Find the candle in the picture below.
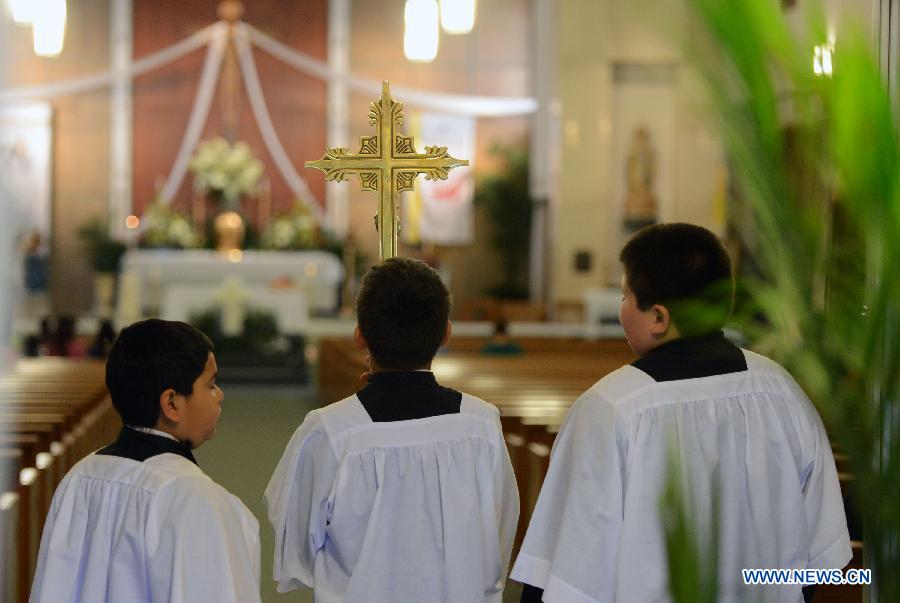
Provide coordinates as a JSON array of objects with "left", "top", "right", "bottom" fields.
[
  {"left": 117, "top": 268, "right": 142, "bottom": 327},
  {"left": 218, "top": 276, "right": 247, "bottom": 337}
]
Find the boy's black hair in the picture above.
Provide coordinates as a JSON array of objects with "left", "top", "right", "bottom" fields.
[
  {"left": 105, "top": 319, "right": 214, "bottom": 427},
  {"left": 619, "top": 223, "right": 734, "bottom": 335},
  {"left": 356, "top": 258, "right": 450, "bottom": 370}
]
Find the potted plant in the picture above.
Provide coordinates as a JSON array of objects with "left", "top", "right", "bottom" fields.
[
  {"left": 77, "top": 219, "right": 127, "bottom": 319},
  {"left": 189, "top": 137, "right": 265, "bottom": 252},
  {"left": 661, "top": 1, "right": 899, "bottom": 600},
  {"left": 474, "top": 144, "right": 534, "bottom": 301},
  {"left": 140, "top": 200, "right": 205, "bottom": 249}
]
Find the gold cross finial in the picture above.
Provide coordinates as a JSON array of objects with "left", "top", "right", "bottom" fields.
[
  {"left": 217, "top": 1, "right": 244, "bottom": 25},
  {"left": 306, "top": 81, "right": 468, "bottom": 260}
]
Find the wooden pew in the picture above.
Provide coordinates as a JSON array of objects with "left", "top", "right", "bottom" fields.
[
  {"left": 0, "top": 358, "right": 111, "bottom": 603},
  {"left": 1, "top": 449, "right": 23, "bottom": 603}
]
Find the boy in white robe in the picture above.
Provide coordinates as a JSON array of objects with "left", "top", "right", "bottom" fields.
[
  {"left": 511, "top": 223, "right": 851, "bottom": 603},
  {"left": 29, "top": 319, "right": 261, "bottom": 603},
  {"left": 265, "top": 257, "right": 519, "bottom": 603}
]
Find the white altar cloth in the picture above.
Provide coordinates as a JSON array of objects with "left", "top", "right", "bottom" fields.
[
  {"left": 117, "top": 249, "right": 344, "bottom": 328},
  {"left": 160, "top": 284, "right": 310, "bottom": 335}
]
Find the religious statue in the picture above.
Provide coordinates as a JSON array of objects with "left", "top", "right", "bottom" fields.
[{"left": 622, "top": 126, "right": 658, "bottom": 232}]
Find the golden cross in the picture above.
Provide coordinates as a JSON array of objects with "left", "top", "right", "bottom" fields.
[{"left": 306, "top": 81, "right": 468, "bottom": 260}]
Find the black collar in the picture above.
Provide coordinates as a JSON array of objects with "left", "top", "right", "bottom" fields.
[
  {"left": 363, "top": 370, "right": 440, "bottom": 389},
  {"left": 631, "top": 330, "right": 747, "bottom": 382},
  {"left": 357, "top": 370, "right": 462, "bottom": 422},
  {"left": 96, "top": 427, "right": 198, "bottom": 465}
]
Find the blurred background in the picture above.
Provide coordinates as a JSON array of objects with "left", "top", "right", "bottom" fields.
[{"left": 0, "top": 1, "right": 896, "bottom": 601}]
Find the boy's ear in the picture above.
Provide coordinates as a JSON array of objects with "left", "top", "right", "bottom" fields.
[
  {"left": 158, "top": 388, "right": 182, "bottom": 424},
  {"left": 353, "top": 325, "right": 367, "bottom": 351},
  {"left": 440, "top": 321, "right": 452, "bottom": 347},
  {"left": 649, "top": 304, "right": 671, "bottom": 335}
]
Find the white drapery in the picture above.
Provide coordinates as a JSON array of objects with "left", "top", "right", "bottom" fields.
[
  {"left": 0, "top": 17, "right": 537, "bottom": 225},
  {"left": 0, "top": 23, "right": 219, "bottom": 102},
  {"left": 243, "top": 24, "right": 538, "bottom": 117},
  {"left": 233, "top": 25, "right": 322, "bottom": 221},
  {"left": 158, "top": 24, "right": 228, "bottom": 205}
]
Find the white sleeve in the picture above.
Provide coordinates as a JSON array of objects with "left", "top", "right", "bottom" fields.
[
  {"left": 510, "top": 394, "right": 625, "bottom": 603},
  {"left": 493, "top": 416, "right": 520, "bottom": 583},
  {"left": 147, "top": 476, "right": 261, "bottom": 603},
  {"left": 263, "top": 410, "right": 340, "bottom": 593},
  {"left": 803, "top": 417, "right": 853, "bottom": 569},
  {"left": 28, "top": 474, "right": 71, "bottom": 603}
]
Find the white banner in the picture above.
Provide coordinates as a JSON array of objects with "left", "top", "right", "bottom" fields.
[
  {"left": 0, "top": 103, "right": 53, "bottom": 240},
  {"left": 412, "top": 113, "right": 476, "bottom": 245}
]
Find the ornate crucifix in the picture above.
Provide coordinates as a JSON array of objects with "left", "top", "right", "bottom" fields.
[
  {"left": 218, "top": 0, "right": 245, "bottom": 141},
  {"left": 306, "top": 81, "right": 468, "bottom": 260}
]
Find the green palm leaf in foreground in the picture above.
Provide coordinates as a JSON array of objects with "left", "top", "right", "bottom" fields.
[{"left": 659, "top": 0, "right": 899, "bottom": 600}]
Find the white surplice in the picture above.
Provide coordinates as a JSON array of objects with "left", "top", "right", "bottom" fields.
[
  {"left": 264, "top": 393, "right": 519, "bottom": 603},
  {"left": 511, "top": 350, "right": 851, "bottom": 603},
  {"left": 29, "top": 452, "right": 261, "bottom": 603}
]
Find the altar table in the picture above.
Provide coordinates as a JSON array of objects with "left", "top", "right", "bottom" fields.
[{"left": 116, "top": 249, "right": 344, "bottom": 330}]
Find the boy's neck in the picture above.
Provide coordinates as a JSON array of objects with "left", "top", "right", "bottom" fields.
[
  {"left": 368, "top": 361, "right": 432, "bottom": 374},
  {"left": 149, "top": 422, "right": 190, "bottom": 445},
  {"left": 639, "top": 327, "right": 682, "bottom": 357}
]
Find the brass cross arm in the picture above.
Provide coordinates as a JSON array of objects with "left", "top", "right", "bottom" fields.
[{"left": 305, "top": 81, "right": 469, "bottom": 259}]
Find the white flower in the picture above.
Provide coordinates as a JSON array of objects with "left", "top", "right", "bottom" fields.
[
  {"left": 140, "top": 201, "right": 202, "bottom": 249},
  {"left": 273, "top": 220, "right": 294, "bottom": 247},
  {"left": 189, "top": 138, "right": 264, "bottom": 204},
  {"left": 168, "top": 217, "right": 196, "bottom": 247}
]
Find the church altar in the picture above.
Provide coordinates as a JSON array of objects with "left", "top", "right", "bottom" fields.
[{"left": 117, "top": 249, "right": 344, "bottom": 331}]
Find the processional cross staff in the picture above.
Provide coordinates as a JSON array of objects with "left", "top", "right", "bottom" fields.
[{"left": 306, "top": 81, "right": 468, "bottom": 260}]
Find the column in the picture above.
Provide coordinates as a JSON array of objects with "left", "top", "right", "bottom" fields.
[
  {"left": 327, "top": 0, "right": 351, "bottom": 238},
  {"left": 110, "top": 0, "right": 133, "bottom": 236},
  {"left": 529, "top": 0, "right": 559, "bottom": 307}
]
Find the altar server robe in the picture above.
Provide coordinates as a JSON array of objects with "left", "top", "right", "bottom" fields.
[
  {"left": 265, "top": 388, "right": 519, "bottom": 603},
  {"left": 511, "top": 336, "right": 851, "bottom": 603},
  {"left": 30, "top": 429, "right": 261, "bottom": 603}
]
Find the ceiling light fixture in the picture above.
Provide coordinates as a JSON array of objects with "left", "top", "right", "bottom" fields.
[
  {"left": 404, "top": 0, "right": 439, "bottom": 63},
  {"left": 439, "top": 0, "right": 476, "bottom": 35}
]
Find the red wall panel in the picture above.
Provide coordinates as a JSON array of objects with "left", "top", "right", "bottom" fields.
[{"left": 132, "top": 1, "right": 327, "bottom": 219}]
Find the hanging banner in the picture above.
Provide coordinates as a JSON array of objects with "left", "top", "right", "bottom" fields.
[
  {"left": 405, "top": 113, "right": 476, "bottom": 245},
  {"left": 0, "top": 103, "right": 52, "bottom": 240}
]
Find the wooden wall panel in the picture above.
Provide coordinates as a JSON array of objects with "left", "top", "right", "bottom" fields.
[{"left": 132, "top": 0, "right": 327, "bottom": 217}]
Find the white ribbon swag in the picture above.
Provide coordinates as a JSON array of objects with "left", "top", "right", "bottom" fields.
[{"left": 0, "top": 17, "right": 537, "bottom": 221}]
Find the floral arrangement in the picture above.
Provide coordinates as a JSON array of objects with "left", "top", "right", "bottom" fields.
[
  {"left": 259, "top": 203, "right": 321, "bottom": 250},
  {"left": 189, "top": 137, "right": 265, "bottom": 210},
  {"left": 189, "top": 305, "right": 281, "bottom": 353},
  {"left": 141, "top": 201, "right": 205, "bottom": 249}
]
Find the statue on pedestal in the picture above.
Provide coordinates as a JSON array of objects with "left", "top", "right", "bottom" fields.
[{"left": 623, "top": 126, "right": 658, "bottom": 232}]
